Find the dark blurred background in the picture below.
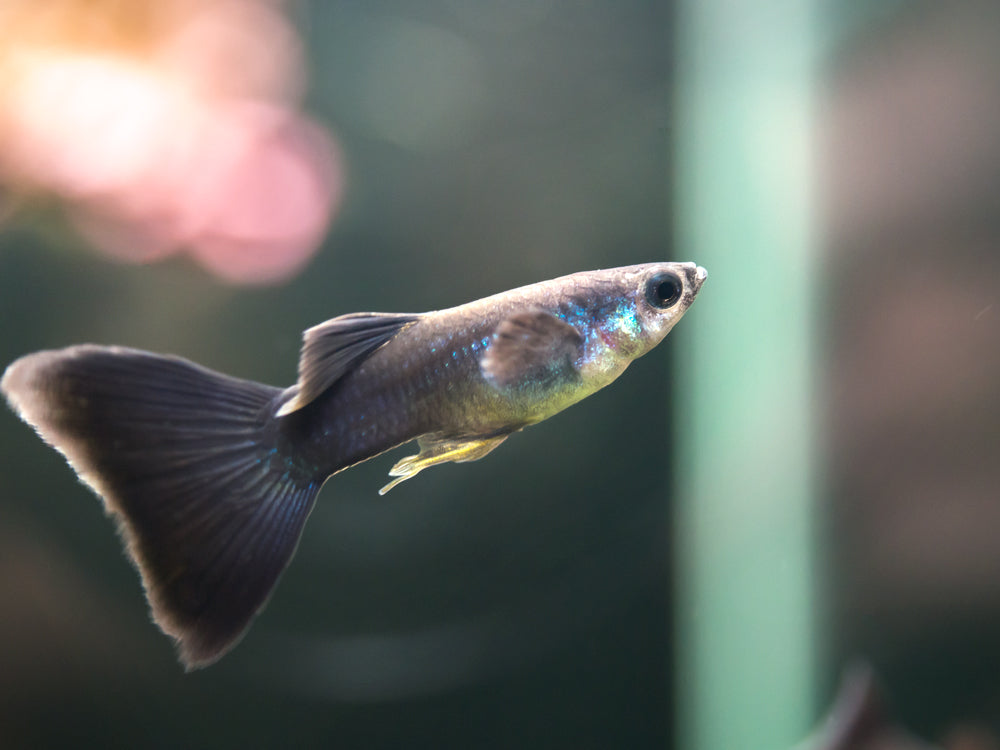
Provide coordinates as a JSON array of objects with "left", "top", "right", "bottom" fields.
[
  {"left": 823, "top": 1, "right": 1000, "bottom": 747},
  {"left": 3, "top": 1, "right": 1000, "bottom": 749},
  {"left": 0, "top": 1, "right": 675, "bottom": 748}
]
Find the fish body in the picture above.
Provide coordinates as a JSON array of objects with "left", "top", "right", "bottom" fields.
[
  {"left": 1, "top": 262, "right": 706, "bottom": 667},
  {"left": 289, "top": 264, "right": 705, "bottom": 487}
]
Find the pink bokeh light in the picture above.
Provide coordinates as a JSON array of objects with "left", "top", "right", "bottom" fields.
[{"left": 0, "top": 0, "right": 343, "bottom": 285}]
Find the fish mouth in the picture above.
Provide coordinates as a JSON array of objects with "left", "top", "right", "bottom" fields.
[{"left": 683, "top": 263, "right": 708, "bottom": 293}]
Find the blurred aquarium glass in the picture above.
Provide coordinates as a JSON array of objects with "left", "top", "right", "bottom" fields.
[{"left": 3, "top": 1, "right": 1000, "bottom": 749}]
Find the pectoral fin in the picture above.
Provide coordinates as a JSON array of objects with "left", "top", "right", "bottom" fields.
[
  {"left": 379, "top": 433, "right": 512, "bottom": 495},
  {"left": 480, "top": 310, "right": 583, "bottom": 389},
  {"left": 278, "top": 312, "right": 420, "bottom": 416}
]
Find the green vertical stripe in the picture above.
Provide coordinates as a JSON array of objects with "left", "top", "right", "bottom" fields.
[{"left": 674, "top": 2, "right": 820, "bottom": 749}]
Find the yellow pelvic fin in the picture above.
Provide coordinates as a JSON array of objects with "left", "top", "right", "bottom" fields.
[{"left": 379, "top": 434, "right": 510, "bottom": 495}]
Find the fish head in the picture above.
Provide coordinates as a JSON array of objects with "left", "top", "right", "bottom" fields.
[
  {"left": 628, "top": 261, "right": 708, "bottom": 352},
  {"left": 574, "top": 261, "right": 707, "bottom": 378}
]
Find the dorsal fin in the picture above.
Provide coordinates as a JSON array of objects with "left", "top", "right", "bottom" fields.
[{"left": 277, "top": 312, "right": 420, "bottom": 416}]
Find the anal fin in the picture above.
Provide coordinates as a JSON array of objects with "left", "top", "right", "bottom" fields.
[{"left": 379, "top": 433, "right": 511, "bottom": 495}]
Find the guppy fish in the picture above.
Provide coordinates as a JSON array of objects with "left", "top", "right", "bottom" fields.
[{"left": 2, "top": 262, "right": 706, "bottom": 668}]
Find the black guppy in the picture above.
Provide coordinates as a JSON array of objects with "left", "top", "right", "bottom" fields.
[{"left": 2, "top": 262, "right": 707, "bottom": 668}]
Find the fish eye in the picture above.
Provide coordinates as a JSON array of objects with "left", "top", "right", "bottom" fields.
[{"left": 645, "top": 272, "right": 683, "bottom": 309}]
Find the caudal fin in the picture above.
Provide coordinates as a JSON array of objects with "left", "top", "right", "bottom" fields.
[{"left": 1, "top": 346, "right": 323, "bottom": 669}]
